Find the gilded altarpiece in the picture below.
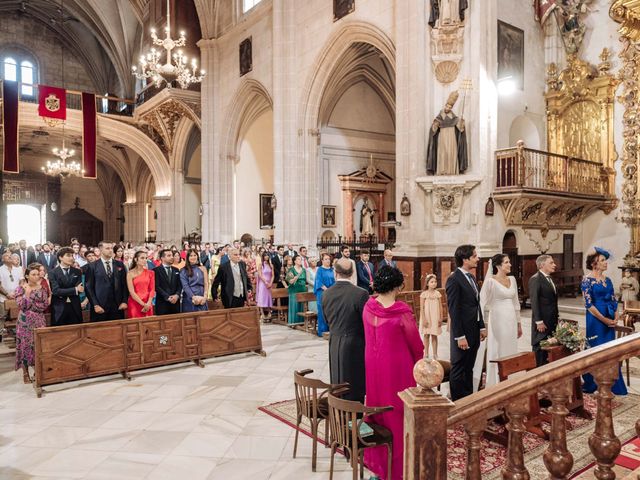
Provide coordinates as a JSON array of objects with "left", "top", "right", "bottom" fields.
[{"left": 545, "top": 54, "right": 618, "bottom": 199}]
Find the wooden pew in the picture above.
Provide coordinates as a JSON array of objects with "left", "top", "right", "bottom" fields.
[
  {"left": 295, "top": 292, "right": 317, "bottom": 334},
  {"left": 271, "top": 288, "right": 289, "bottom": 324},
  {"left": 33, "top": 306, "right": 264, "bottom": 397}
]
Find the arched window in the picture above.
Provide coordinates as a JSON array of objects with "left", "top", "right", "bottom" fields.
[
  {"left": 2, "top": 55, "right": 37, "bottom": 97},
  {"left": 242, "top": 0, "right": 262, "bottom": 13}
]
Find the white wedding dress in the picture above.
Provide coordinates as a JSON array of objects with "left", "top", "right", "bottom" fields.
[{"left": 473, "top": 276, "right": 521, "bottom": 390}]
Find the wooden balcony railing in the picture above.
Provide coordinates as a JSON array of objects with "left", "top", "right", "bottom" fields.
[
  {"left": 495, "top": 144, "right": 608, "bottom": 197},
  {"left": 401, "top": 333, "right": 640, "bottom": 479},
  {"left": 0, "top": 80, "right": 136, "bottom": 117}
]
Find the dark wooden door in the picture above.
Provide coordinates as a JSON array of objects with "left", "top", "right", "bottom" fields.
[{"left": 563, "top": 234, "right": 574, "bottom": 270}]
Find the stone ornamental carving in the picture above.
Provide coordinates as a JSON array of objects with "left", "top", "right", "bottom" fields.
[
  {"left": 428, "top": 1, "right": 468, "bottom": 84},
  {"left": 416, "top": 177, "right": 480, "bottom": 225}
]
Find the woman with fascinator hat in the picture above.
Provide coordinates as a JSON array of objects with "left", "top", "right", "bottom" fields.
[{"left": 581, "top": 247, "right": 627, "bottom": 395}]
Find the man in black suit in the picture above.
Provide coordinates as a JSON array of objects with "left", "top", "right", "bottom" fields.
[
  {"left": 446, "top": 244, "right": 487, "bottom": 401},
  {"left": 529, "top": 254, "right": 559, "bottom": 366},
  {"left": 211, "top": 248, "right": 251, "bottom": 308},
  {"left": 85, "top": 241, "right": 128, "bottom": 322},
  {"left": 377, "top": 249, "right": 397, "bottom": 271},
  {"left": 154, "top": 249, "right": 182, "bottom": 315},
  {"left": 49, "top": 247, "right": 84, "bottom": 326},
  {"left": 200, "top": 243, "right": 212, "bottom": 271},
  {"left": 356, "top": 251, "right": 375, "bottom": 294},
  {"left": 37, "top": 243, "right": 57, "bottom": 273},
  {"left": 271, "top": 245, "right": 285, "bottom": 288},
  {"left": 322, "top": 258, "right": 369, "bottom": 403},
  {"left": 17, "top": 239, "right": 36, "bottom": 267}
]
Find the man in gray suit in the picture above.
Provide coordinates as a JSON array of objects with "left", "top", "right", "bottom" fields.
[
  {"left": 321, "top": 258, "right": 370, "bottom": 403},
  {"left": 529, "top": 254, "right": 559, "bottom": 366}
]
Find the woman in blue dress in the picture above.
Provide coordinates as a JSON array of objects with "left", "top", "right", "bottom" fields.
[
  {"left": 581, "top": 247, "right": 627, "bottom": 395},
  {"left": 314, "top": 253, "right": 336, "bottom": 337},
  {"left": 180, "top": 249, "right": 209, "bottom": 312}
]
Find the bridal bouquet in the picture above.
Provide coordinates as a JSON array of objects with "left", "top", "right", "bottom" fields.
[{"left": 540, "top": 320, "right": 596, "bottom": 353}]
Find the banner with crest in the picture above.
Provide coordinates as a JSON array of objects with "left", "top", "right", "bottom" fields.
[{"left": 38, "top": 85, "right": 66, "bottom": 121}]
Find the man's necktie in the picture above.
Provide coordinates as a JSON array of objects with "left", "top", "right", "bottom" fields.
[
  {"left": 63, "top": 268, "right": 69, "bottom": 276},
  {"left": 106, "top": 261, "right": 112, "bottom": 277},
  {"left": 166, "top": 266, "right": 171, "bottom": 277},
  {"left": 365, "top": 263, "right": 372, "bottom": 282},
  {"left": 546, "top": 275, "right": 556, "bottom": 292},
  {"left": 465, "top": 272, "right": 478, "bottom": 295}
]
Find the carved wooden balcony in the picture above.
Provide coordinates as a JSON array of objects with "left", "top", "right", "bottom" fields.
[
  {"left": 493, "top": 144, "right": 617, "bottom": 231},
  {"left": 401, "top": 332, "right": 640, "bottom": 480}
]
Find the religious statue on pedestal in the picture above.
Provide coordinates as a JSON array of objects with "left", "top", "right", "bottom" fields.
[
  {"left": 360, "top": 198, "right": 375, "bottom": 237},
  {"left": 426, "top": 90, "right": 468, "bottom": 175},
  {"left": 428, "top": 0, "right": 469, "bottom": 28}
]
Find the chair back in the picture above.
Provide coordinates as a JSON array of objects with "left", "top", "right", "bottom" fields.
[
  {"left": 327, "top": 390, "right": 366, "bottom": 449},
  {"left": 293, "top": 369, "right": 330, "bottom": 420},
  {"left": 271, "top": 288, "right": 289, "bottom": 300},
  {"left": 295, "top": 292, "right": 316, "bottom": 304},
  {"left": 615, "top": 324, "right": 633, "bottom": 340}
]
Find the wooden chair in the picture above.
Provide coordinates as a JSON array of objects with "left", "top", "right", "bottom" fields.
[
  {"left": 270, "top": 288, "right": 289, "bottom": 324},
  {"left": 327, "top": 388, "right": 393, "bottom": 480},
  {"left": 622, "top": 300, "right": 640, "bottom": 329},
  {"left": 614, "top": 324, "right": 634, "bottom": 386},
  {"left": 293, "top": 369, "right": 347, "bottom": 471},
  {"left": 295, "top": 292, "right": 318, "bottom": 334}
]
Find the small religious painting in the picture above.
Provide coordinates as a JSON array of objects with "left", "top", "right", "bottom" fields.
[
  {"left": 240, "top": 37, "right": 252, "bottom": 76},
  {"left": 497, "top": 21, "right": 524, "bottom": 89},
  {"left": 485, "top": 196, "right": 495, "bottom": 216},
  {"left": 334, "top": 0, "right": 355, "bottom": 21},
  {"left": 400, "top": 194, "right": 411, "bottom": 216},
  {"left": 322, "top": 205, "right": 336, "bottom": 228},
  {"left": 260, "top": 193, "right": 274, "bottom": 229}
]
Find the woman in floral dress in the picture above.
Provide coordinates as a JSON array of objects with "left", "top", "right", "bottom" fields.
[{"left": 15, "top": 264, "right": 50, "bottom": 383}]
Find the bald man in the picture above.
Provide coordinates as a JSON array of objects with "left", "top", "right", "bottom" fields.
[
  {"left": 377, "top": 249, "right": 397, "bottom": 271},
  {"left": 321, "top": 258, "right": 369, "bottom": 402}
]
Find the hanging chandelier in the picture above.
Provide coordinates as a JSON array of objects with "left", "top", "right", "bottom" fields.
[
  {"left": 41, "top": 130, "right": 84, "bottom": 180},
  {"left": 132, "top": 0, "right": 205, "bottom": 89}
]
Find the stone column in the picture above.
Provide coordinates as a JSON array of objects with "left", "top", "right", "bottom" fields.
[
  {"left": 154, "top": 195, "right": 181, "bottom": 245},
  {"left": 123, "top": 201, "right": 147, "bottom": 243},
  {"left": 198, "top": 38, "right": 231, "bottom": 243}
]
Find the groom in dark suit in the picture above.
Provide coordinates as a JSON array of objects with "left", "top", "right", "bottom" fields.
[
  {"left": 85, "top": 241, "right": 128, "bottom": 322},
  {"left": 529, "top": 254, "right": 559, "bottom": 366},
  {"left": 49, "top": 247, "right": 84, "bottom": 326},
  {"left": 154, "top": 249, "right": 182, "bottom": 315},
  {"left": 446, "top": 244, "right": 486, "bottom": 401}
]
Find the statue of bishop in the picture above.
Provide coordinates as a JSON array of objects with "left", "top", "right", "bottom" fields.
[{"left": 426, "top": 90, "right": 468, "bottom": 175}]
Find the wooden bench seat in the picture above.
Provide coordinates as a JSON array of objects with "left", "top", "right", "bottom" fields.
[{"left": 295, "top": 292, "right": 317, "bottom": 334}]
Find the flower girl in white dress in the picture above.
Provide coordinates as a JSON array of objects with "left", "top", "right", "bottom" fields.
[{"left": 474, "top": 253, "right": 522, "bottom": 389}]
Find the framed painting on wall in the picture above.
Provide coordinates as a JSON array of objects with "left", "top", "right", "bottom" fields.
[
  {"left": 259, "top": 193, "right": 274, "bottom": 229},
  {"left": 497, "top": 20, "right": 524, "bottom": 90},
  {"left": 334, "top": 0, "right": 355, "bottom": 21},
  {"left": 321, "top": 205, "right": 336, "bottom": 228},
  {"left": 240, "top": 37, "right": 252, "bottom": 76}
]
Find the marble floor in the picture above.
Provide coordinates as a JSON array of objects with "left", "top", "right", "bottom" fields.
[{"left": 0, "top": 303, "right": 636, "bottom": 479}]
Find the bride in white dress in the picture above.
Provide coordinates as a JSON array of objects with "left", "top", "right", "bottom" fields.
[{"left": 474, "top": 253, "right": 522, "bottom": 389}]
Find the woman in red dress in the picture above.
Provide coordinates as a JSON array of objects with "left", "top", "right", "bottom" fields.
[{"left": 126, "top": 251, "right": 156, "bottom": 318}]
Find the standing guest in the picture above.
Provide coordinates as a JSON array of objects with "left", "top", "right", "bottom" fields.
[
  {"left": 154, "top": 249, "right": 182, "bottom": 315},
  {"left": 356, "top": 251, "right": 375, "bottom": 294},
  {"left": 529, "top": 254, "right": 559, "bottom": 367},
  {"left": 180, "top": 249, "right": 209, "bottom": 312},
  {"left": 11, "top": 253, "right": 23, "bottom": 273},
  {"left": 83, "top": 250, "right": 97, "bottom": 272},
  {"left": 17, "top": 240, "right": 36, "bottom": 267},
  {"left": 377, "top": 249, "right": 397, "bottom": 270},
  {"left": 126, "top": 251, "right": 156, "bottom": 318},
  {"left": 446, "top": 244, "right": 487, "bottom": 401},
  {"left": 285, "top": 243, "right": 296, "bottom": 258},
  {"left": 37, "top": 243, "right": 57, "bottom": 273},
  {"left": 272, "top": 246, "right": 285, "bottom": 288},
  {"left": 478, "top": 254, "right": 522, "bottom": 388},
  {"left": 200, "top": 243, "right": 212, "bottom": 271},
  {"left": 72, "top": 243, "right": 87, "bottom": 268},
  {"left": 85, "top": 241, "right": 129, "bottom": 322},
  {"left": 306, "top": 258, "right": 318, "bottom": 313},
  {"left": 211, "top": 248, "right": 251, "bottom": 309},
  {"left": 338, "top": 246, "right": 357, "bottom": 285},
  {"left": 173, "top": 250, "right": 185, "bottom": 270},
  {"left": 581, "top": 248, "right": 627, "bottom": 395},
  {"left": 419, "top": 274, "right": 443, "bottom": 359},
  {"left": 37, "top": 264, "right": 52, "bottom": 311},
  {"left": 219, "top": 244, "right": 231, "bottom": 265},
  {"left": 113, "top": 245, "right": 125, "bottom": 264},
  {"left": 363, "top": 266, "right": 424, "bottom": 480},
  {"left": 122, "top": 249, "right": 133, "bottom": 271},
  {"left": 0, "top": 252, "right": 22, "bottom": 333},
  {"left": 241, "top": 248, "right": 257, "bottom": 304},
  {"left": 285, "top": 255, "right": 307, "bottom": 325},
  {"left": 314, "top": 253, "right": 335, "bottom": 337},
  {"left": 14, "top": 264, "right": 49, "bottom": 383},
  {"left": 256, "top": 253, "right": 274, "bottom": 321},
  {"left": 299, "top": 246, "right": 310, "bottom": 269},
  {"left": 49, "top": 247, "right": 84, "bottom": 326},
  {"left": 321, "top": 258, "right": 369, "bottom": 401}
]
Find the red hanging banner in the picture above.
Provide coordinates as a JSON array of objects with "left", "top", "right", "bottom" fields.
[
  {"left": 2, "top": 80, "right": 19, "bottom": 173},
  {"left": 81, "top": 92, "right": 97, "bottom": 179},
  {"left": 38, "top": 85, "right": 67, "bottom": 121},
  {"left": 534, "top": 0, "right": 557, "bottom": 25}
]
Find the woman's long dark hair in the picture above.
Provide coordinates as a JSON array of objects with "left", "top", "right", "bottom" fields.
[
  {"left": 184, "top": 248, "right": 200, "bottom": 277},
  {"left": 490, "top": 253, "right": 509, "bottom": 275},
  {"left": 130, "top": 251, "right": 146, "bottom": 271}
]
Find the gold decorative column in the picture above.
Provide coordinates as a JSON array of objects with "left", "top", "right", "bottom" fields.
[{"left": 611, "top": 1, "right": 640, "bottom": 263}]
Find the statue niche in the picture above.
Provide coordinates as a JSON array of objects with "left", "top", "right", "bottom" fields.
[{"left": 358, "top": 197, "right": 376, "bottom": 237}]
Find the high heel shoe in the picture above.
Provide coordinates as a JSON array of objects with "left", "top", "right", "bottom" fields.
[{"left": 22, "top": 372, "right": 32, "bottom": 384}]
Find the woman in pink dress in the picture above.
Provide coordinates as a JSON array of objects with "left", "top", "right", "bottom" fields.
[
  {"left": 256, "top": 253, "right": 273, "bottom": 321},
  {"left": 126, "top": 251, "right": 156, "bottom": 318},
  {"left": 363, "top": 266, "right": 424, "bottom": 480}
]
